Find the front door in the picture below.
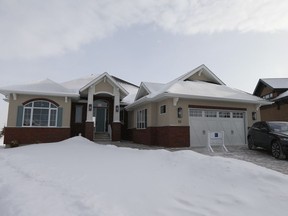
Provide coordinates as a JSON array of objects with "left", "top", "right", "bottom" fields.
[{"left": 95, "top": 108, "right": 107, "bottom": 132}]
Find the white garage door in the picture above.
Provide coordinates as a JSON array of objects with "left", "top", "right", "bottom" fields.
[{"left": 189, "top": 109, "right": 246, "bottom": 147}]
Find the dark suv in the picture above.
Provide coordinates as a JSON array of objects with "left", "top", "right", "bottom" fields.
[{"left": 247, "top": 121, "right": 288, "bottom": 159}]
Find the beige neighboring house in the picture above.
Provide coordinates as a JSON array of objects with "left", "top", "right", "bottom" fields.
[{"left": 0, "top": 64, "right": 270, "bottom": 147}]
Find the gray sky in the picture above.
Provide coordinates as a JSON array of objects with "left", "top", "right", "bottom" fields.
[{"left": 1, "top": 0, "right": 288, "bottom": 128}]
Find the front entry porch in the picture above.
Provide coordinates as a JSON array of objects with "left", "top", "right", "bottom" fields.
[{"left": 71, "top": 73, "right": 128, "bottom": 142}]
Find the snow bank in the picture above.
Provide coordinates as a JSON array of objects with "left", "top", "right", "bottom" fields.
[
  {"left": 0, "top": 136, "right": 4, "bottom": 147},
  {"left": 1, "top": 137, "right": 288, "bottom": 216}
]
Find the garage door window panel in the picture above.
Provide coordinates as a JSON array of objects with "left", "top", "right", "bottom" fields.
[
  {"left": 205, "top": 110, "right": 217, "bottom": 118},
  {"left": 233, "top": 112, "right": 244, "bottom": 118},
  {"left": 219, "top": 111, "right": 231, "bottom": 118},
  {"left": 189, "top": 109, "right": 203, "bottom": 117}
]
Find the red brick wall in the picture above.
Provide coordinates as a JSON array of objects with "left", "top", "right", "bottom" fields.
[
  {"left": 130, "top": 126, "right": 190, "bottom": 148},
  {"left": 4, "top": 127, "right": 70, "bottom": 145},
  {"left": 85, "top": 122, "right": 94, "bottom": 141},
  {"left": 112, "top": 122, "right": 121, "bottom": 141}
]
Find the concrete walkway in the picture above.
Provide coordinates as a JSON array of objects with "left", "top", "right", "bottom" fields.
[{"left": 100, "top": 141, "right": 288, "bottom": 175}]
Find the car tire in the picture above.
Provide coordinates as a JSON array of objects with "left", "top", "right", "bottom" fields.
[
  {"left": 271, "top": 141, "right": 286, "bottom": 159},
  {"left": 248, "top": 136, "right": 256, "bottom": 150}
]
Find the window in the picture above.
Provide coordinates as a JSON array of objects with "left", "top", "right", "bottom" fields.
[
  {"left": 263, "top": 93, "right": 273, "bottom": 99},
  {"left": 205, "top": 110, "right": 217, "bottom": 118},
  {"left": 219, "top": 111, "right": 231, "bottom": 118},
  {"left": 233, "top": 112, "right": 244, "bottom": 118},
  {"left": 23, "top": 100, "right": 58, "bottom": 127},
  {"left": 137, "top": 109, "right": 147, "bottom": 129},
  {"left": 75, "top": 105, "right": 83, "bottom": 123},
  {"left": 120, "top": 106, "right": 125, "bottom": 123},
  {"left": 160, "top": 105, "right": 166, "bottom": 114},
  {"left": 189, "top": 109, "right": 202, "bottom": 117}
]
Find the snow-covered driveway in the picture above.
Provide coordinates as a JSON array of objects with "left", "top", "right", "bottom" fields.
[{"left": 1, "top": 137, "right": 288, "bottom": 216}]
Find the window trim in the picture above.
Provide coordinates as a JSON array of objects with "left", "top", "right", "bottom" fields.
[
  {"left": 136, "top": 109, "right": 147, "bottom": 129},
  {"left": 22, "top": 100, "right": 59, "bottom": 127},
  {"left": 160, "top": 105, "right": 166, "bottom": 115}
]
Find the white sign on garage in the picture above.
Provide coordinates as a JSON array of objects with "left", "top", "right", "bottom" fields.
[{"left": 189, "top": 108, "right": 246, "bottom": 147}]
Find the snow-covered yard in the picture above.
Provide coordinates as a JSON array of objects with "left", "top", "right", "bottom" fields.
[{"left": 1, "top": 137, "right": 288, "bottom": 216}]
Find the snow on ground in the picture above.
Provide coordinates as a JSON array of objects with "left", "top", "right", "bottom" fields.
[
  {"left": 1, "top": 137, "right": 288, "bottom": 216},
  {"left": 0, "top": 136, "right": 4, "bottom": 148}
]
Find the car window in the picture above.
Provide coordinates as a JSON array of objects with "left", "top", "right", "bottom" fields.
[{"left": 268, "top": 122, "right": 288, "bottom": 132}]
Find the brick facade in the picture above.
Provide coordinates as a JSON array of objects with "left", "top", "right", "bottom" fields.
[
  {"left": 130, "top": 126, "right": 190, "bottom": 148},
  {"left": 4, "top": 127, "right": 70, "bottom": 145},
  {"left": 111, "top": 122, "right": 122, "bottom": 141},
  {"left": 85, "top": 122, "right": 94, "bottom": 141}
]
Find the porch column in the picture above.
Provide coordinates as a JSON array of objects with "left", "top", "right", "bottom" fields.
[
  {"left": 113, "top": 87, "right": 120, "bottom": 122},
  {"left": 112, "top": 87, "right": 121, "bottom": 141},
  {"left": 85, "top": 85, "right": 94, "bottom": 141},
  {"left": 86, "top": 86, "right": 94, "bottom": 122}
]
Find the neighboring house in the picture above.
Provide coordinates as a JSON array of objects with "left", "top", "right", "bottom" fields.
[
  {"left": 253, "top": 78, "right": 288, "bottom": 121},
  {"left": 0, "top": 65, "right": 270, "bottom": 147}
]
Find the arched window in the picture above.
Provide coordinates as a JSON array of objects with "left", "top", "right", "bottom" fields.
[{"left": 23, "top": 100, "right": 58, "bottom": 127}]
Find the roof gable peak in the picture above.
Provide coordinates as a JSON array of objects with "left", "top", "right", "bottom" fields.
[
  {"left": 80, "top": 72, "right": 128, "bottom": 96},
  {"left": 177, "top": 64, "right": 225, "bottom": 85}
]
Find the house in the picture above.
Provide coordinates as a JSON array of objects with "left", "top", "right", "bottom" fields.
[
  {"left": 0, "top": 73, "right": 139, "bottom": 145},
  {"left": 0, "top": 65, "right": 270, "bottom": 147},
  {"left": 253, "top": 78, "right": 288, "bottom": 121}
]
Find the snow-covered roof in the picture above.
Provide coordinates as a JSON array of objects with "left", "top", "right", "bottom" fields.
[
  {"left": 61, "top": 74, "right": 101, "bottom": 93},
  {"left": 144, "top": 82, "right": 166, "bottom": 93},
  {"left": 117, "top": 81, "right": 139, "bottom": 105},
  {"left": 274, "top": 90, "right": 288, "bottom": 101},
  {"left": 62, "top": 73, "right": 139, "bottom": 104},
  {"left": 0, "top": 73, "right": 139, "bottom": 105},
  {"left": 127, "top": 65, "right": 271, "bottom": 110},
  {"left": 261, "top": 78, "right": 288, "bottom": 89},
  {"left": 0, "top": 79, "right": 79, "bottom": 98},
  {"left": 165, "top": 81, "right": 269, "bottom": 103}
]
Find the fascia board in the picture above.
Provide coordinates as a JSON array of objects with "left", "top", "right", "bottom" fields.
[
  {"left": 125, "top": 96, "right": 150, "bottom": 111},
  {"left": 151, "top": 92, "right": 272, "bottom": 105},
  {"left": 0, "top": 90, "right": 79, "bottom": 98}
]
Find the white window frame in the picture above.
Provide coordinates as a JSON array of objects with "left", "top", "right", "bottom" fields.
[
  {"left": 232, "top": 112, "right": 244, "bottom": 119},
  {"left": 22, "top": 100, "right": 58, "bottom": 127},
  {"left": 136, "top": 109, "right": 147, "bottom": 129}
]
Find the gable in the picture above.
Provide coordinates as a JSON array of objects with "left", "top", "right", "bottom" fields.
[
  {"left": 178, "top": 64, "right": 225, "bottom": 85},
  {"left": 127, "top": 64, "right": 270, "bottom": 110},
  {"left": 253, "top": 78, "right": 288, "bottom": 100},
  {"left": 94, "top": 80, "right": 114, "bottom": 94},
  {"left": 135, "top": 84, "right": 150, "bottom": 101}
]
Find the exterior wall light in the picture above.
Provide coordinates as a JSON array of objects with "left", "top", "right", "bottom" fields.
[
  {"left": 252, "top": 111, "right": 257, "bottom": 120},
  {"left": 116, "top": 105, "right": 119, "bottom": 112},
  {"left": 177, "top": 107, "right": 183, "bottom": 118}
]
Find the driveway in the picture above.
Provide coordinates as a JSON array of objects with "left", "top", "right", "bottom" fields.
[
  {"left": 191, "top": 145, "right": 288, "bottom": 175},
  {"left": 103, "top": 141, "right": 288, "bottom": 175}
]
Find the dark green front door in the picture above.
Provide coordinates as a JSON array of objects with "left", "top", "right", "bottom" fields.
[{"left": 95, "top": 108, "right": 106, "bottom": 132}]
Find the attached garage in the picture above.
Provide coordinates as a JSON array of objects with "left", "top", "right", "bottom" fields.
[
  {"left": 126, "top": 64, "right": 271, "bottom": 148},
  {"left": 189, "top": 108, "right": 246, "bottom": 147}
]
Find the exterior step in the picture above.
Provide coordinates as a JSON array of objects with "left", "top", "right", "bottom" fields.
[{"left": 94, "top": 133, "right": 110, "bottom": 141}]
